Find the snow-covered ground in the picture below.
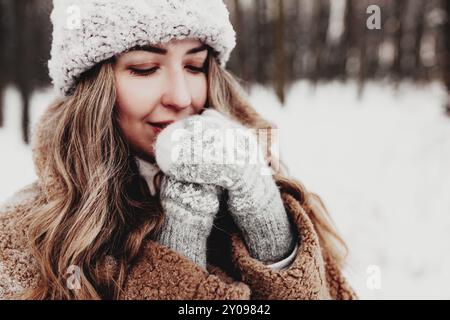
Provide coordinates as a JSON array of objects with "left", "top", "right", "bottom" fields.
[
  {"left": 250, "top": 81, "right": 450, "bottom": 299},
  {"left": 1, "top": 81, "right": 449, "bottom": 299}
]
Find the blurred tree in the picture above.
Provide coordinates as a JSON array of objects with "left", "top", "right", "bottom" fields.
[
  {"left": 392, "top": 0, "right": 406, "bottom": 84},
  {"left": 232, "top": 0, "right": 250, "bottom": 87},
  {"left": 342, "top": 0, "right": 357, "bottom": 81},
  {"left": 274, "top": 0, "right": 286, "bottom": 104},
  {"left": 358, "top": 1, "right": 369, "bottom": 97},
  {"left": 310, "top": 0, "right": 330, "bottom": 83},
  {"left": 254, "top": 0, "right": 269, "bottom": 84},
  {"left": 444, "top": 0, "right": 450, "bottom": 114},
  {"left": 0, "top": 0, "right": 10, "bottom": 127},
  {"left": 365, "top": 0, "right": 383, "bottom": 79},
  {"left": 413, "top": 0, "right": 427, "bottom": 80},
  {"left": 5, "top": 0, "right": 51, "bottom": 142},
  {"left": 0, "top": 0, "right": 446, "bottom": 111},
  {"left": 13, "top": 0, "right": 33, "bottom": 143},
  {"left": 0, "top": 4, "right": 4, "bottom": 127},
  {"left": 284, "top": 0, "right": 301, "bottom": 82}
]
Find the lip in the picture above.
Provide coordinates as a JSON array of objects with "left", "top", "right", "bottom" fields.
[
  {"left": 149, "top": 120, "right": 175, "bottom": 127},
  {"left": 150, "top": 120, "right": 175, "bottom": 126},
  {"left": 148, "top": 121, "right": 174, "bottom": 134},
  {"left": 152, "top": 126, "right": 163, "bottom": 135}
]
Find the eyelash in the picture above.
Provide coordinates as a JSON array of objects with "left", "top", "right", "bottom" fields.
[{"left": 129, "top": 65, "right": 206, "bottom": 77}]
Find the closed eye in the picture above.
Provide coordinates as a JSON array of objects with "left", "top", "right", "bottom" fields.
[
  {"left": 129, "top": 67, "right": 159, "bottom": 76},
  {"left": 186, "top": 65, "right": 206, "bottom": 74},
  {"left": 129, "top": 65, "right": 206, "bottom": 76}
]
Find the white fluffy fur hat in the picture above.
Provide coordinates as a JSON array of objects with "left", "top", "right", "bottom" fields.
[{"left": 48, "top": 0, "right": 236, "bottom": 96}]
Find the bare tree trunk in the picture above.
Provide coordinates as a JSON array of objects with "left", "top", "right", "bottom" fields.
[
  {"left": 275, "top": 0, "right": 286, "bottom": 104},
  {"left": 285, "top": 0, "right": 300, "bottom": 84},
  {"left": 233, "top": 0, "right": 250, "bottom": 90},
  {"left": 413, "top": 0, "right": 426, "bottom": 81},
  {"left": 392, "top": 0, "right": 406, "bottom": 85},
  {"left": 342, "top": 0, "right": 355, "bottom": 81},
  {"left": 20, "top": 88, "right": 30, "bottom": 143},
  {"left": 366, "top": 0, "right": 383, "bottom": 80},
  {"left": 357, "top": 0, "right": 371, "bottom": 98},
  {"left": 14, "top": 0, "right": 32, "bottom": 143},
  {"left": 0, "top": 85, "right": 4, "bottom": 127},
  {"left": 358, "top": 26, "right": 367, "bottom": 98},
  {"left": 254, "top": 0, "right": 268, "bottom": 84},
  {"left": 0, "top": 0, "right": 6, "bottom": 127},
  {"left": 444, "top": 0, "right": 450, "bottom": 115},
  {"left": 310, "top": 0, "right": 330, "bottom": 83}
]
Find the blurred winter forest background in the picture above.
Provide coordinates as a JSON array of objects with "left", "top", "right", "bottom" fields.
[{"left": 0, "top": 0, "right": 449, "bottom": 299}]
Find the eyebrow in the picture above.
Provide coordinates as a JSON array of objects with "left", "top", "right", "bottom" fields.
[{"left": 131, "top": 44, "right": 208, "bottom": 55}]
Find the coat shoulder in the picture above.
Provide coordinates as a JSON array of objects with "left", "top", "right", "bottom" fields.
[
  {"left": 0, "top": 183, "right": 42, "bottom": 299},
  {"left": 229, "top": 191, "right": 357, "bottom": 300}
]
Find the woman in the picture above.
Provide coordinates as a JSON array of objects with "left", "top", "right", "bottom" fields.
[{"left": 0, "top": 0, "right": 356, "bottom": 300}]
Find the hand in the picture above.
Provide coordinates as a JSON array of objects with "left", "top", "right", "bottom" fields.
[
  {"left": 137, "top": 154, "right": 222, "bottom": 269},
  {"left": 155, "top": 175, "right": 222, "bottom": 269},
  {"left": 154, "top": 109, "right": 295, "bottom": 264},
  {"left": 154, "top": 109, "right": 270, "bottom": 188}
]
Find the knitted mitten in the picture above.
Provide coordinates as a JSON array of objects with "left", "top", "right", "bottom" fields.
[
  {"left": 138, "top": 157, "right": 221, "bottom": 269},
  {"left": 154, "top": 109, "right": 295, "bottom": 264},
  {"left": 157, "top": 176, "right": 222, "bottom": 268}
]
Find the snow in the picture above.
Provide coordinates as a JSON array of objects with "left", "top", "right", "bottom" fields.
[
  {"left": 0, "top": 86, "right": 53, "bottom": 203},
  {"left": 249, "top": 81, "right": 450, "bottom": 299},
  {"left": 1, "top": 81, "right": 449, "bottom": 299}
]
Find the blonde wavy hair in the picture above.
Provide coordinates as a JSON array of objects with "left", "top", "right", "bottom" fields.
[{"left": 19, "top": 49, "right": 348, "bottom": 299}]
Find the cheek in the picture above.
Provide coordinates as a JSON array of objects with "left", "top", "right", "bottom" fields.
[
  {"left": 116, "top": 77, "right": 158, "bottom": 121},
  {"left": 115, "top": 75, "right": 159, "bottom": 155}
]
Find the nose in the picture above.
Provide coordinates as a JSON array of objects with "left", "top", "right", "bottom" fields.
[{"left": 161, "top": 69, "right": 192, "bottom": 111}]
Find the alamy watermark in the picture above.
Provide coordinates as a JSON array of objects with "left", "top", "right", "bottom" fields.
[
  {"left": 66, "top": 265, "right": 81, "bottom": 290},
  {"left": 66, "top": 4, "right": 382, "bottom": 31},
  {"left": 367, "top": 5, "right": 382, "bottom": 30},
  {"left": 167, "top": 122, "right": 281, "bottom": 176},
  {"left": 366, "top": 264, "right": 382, "bottom": 290}
]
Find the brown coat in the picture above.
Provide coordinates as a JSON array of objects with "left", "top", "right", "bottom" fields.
[{"left": 0, "top": 110, "right": 357, "bottom": 300}]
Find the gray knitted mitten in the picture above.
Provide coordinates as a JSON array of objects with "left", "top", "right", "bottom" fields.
[
  {"left": 155, "top": 109, "right": 295, "bottom": 264},
  {"left": 156, "top": 175, "right": 221, "bottom": 269}
]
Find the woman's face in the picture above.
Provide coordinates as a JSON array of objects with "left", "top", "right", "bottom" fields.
[{"left": 113, "top": 39, "right": 208, "bottom": 162}]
